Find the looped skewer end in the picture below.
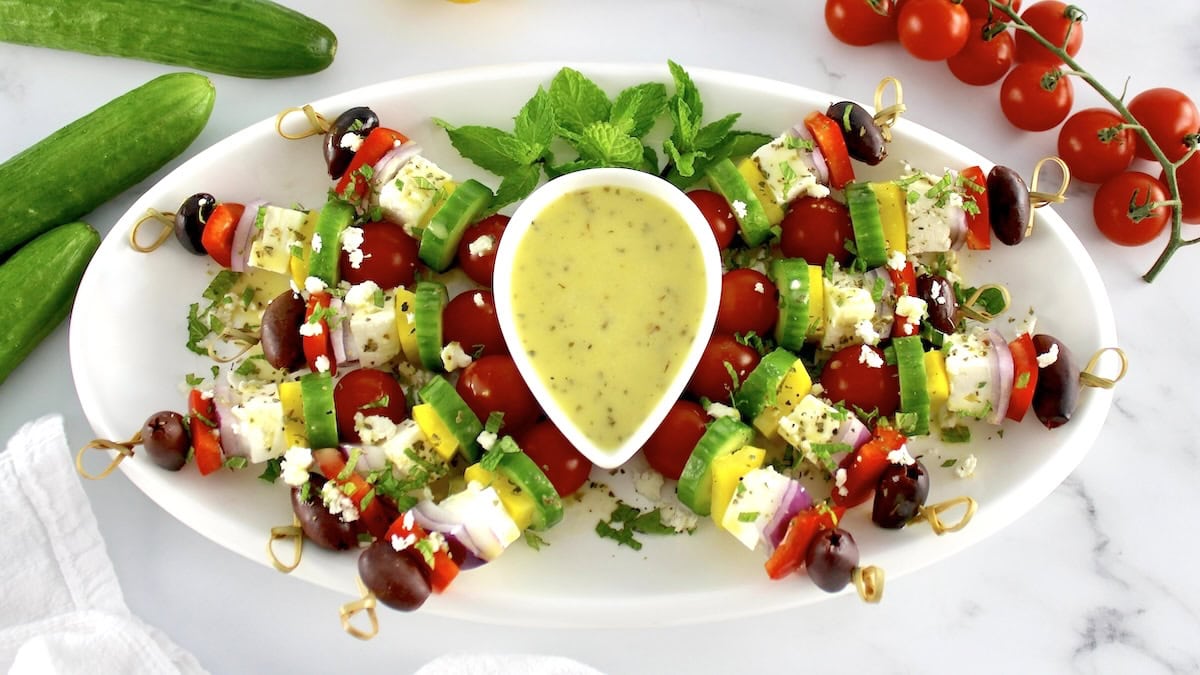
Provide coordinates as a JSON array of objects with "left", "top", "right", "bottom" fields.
[
  {"left": 1027, "top": 156, "right": 1072, "bottom": 237},
  {"left": 339, "top": 578, "right": 380, "bottom": 641},
  {"left": 958, "top": 283, "right": 1011, "bottom": 323},
  {"left": 1080, "top": 347, "right": 1128, "bottom": 390},
  {"left": 267, "top": 516, "right": 304, "bottom": 573},
  {"left": 129, "top": 209, "right": 176, "bottom": 253},
  {"left": 206, "top": 330, "right": 261, "bottom": 364},
  {"left": 853, "top": 565, "right": 885, "bottom": 603},
  {"left": 275, "top": 104, "right": 331, "bottom": 140},
  {"left": 872, "top": 76, "right": 906, "bottom": 143},
  {"left": 75, "top": 432, "right": 141, "bottom": 480},
  {"left": 911, "top": 496, "right": 978, "bottom": 535}
]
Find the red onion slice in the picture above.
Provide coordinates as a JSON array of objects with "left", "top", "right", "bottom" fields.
[
  {"left": 371, "top": 141, "right": 423, "bottom": 195},
  {"left": 833, "top": 415, "right": 871, "bottom": 451},
  {"left": 341, "top": 320, "right": 359, "bottom": 363},
  {"left": 786, "top": 123, "right": 830, "bottom": 186},
  {"left": 328, "top": 297, "right": 347, "bottom": 365},
  {"left": 229, "top": 200, "right": 266, "bottom": 272},
  {"left": 949, "top": 204, "right": 969, "bottom": 250},
  {"left": 762, "top": 480, "right": 814, "bottom": 551},
  {"left": 212, "top": 379, "right": 246, "bottom": 458},
  {"left": 983, "top": 328, "right": 1015, "bottom": 424},
  {"left": 864, "top": 268, "right": 895, "bottom": 338}
]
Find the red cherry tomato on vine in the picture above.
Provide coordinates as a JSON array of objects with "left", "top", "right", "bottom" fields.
[
  {"left": 715, "top": 269, "right": 778, "bottom": 337},
  {"left": 1093, "top": 171, "right": 1171, "bottom": 247},
  {"left": 1166, "top": 154, "right": 1200, "bottom": 224},
  {"left": 897, "top": 0, "right": 970, "bottom": 62},
  {"left": 442, "top": 290, "right": 506, "bottom": 357},
  {"left": 640, "top": 400, "right": 709, "bottom": 480},
  {"left": 819, "top": 345, "right": 901, "bottom": 418},
  {"left": 1014, "top": 1, "right": 1083, "bottom": 66},
  {"left": 333, "top": 368, "right": 409, "bottom": 443},
  {"left": 340, "top": 221, "right": 420, "bottom": 289},
  {"left": 686, "top": 334, "right": 761, "bottom": 404},
  {"left": 1056, "top": 108, "right": 1135, "bottom": 184},
  {"left": 947, "top": 19, "right": 1015, "bottom": 87},
  {"left": 456, "top": 355, "right": 541, "bottom": 436},
  {"left": 999, "top": 63, "right": 1073, "bottom": 132},
  {"left": 455, "top": 214, "right": 508, "bottom": 287},
  {"left": 962, "top": 0, "right": 1020, "bottom": 20},
  {"left": 1127, "top": 88, "right": 1200, "bottom": 162},
  {"left": 779, "top": 196, "right": 855, "bottom": 266},
  {"left": 686, "top": 189, "right": 737, "bottom": 249},
  {"left": 824, "top": 0, "right": 898, "bottom": 47},
  {"left": 516, "top": 422, "right": 592, "bottom": 497}
]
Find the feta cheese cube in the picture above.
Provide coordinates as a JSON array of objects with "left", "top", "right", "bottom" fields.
[
  {"left": 377, "top": 155, "right": 452, "bottom": 236},
  {"left": 943, "top": 329, "right": 995, "bottom": 419},
  {"left": 229, "top": 388, "right": 288, "bottom": 464},
  {"left": 750, "top": 133, "right": 831, "bottom": 204},
  {"left": 777, "top": 394, "right": 841, "bottom": 450},
  {"left": 720, "top": 467, "right": 792, "bottom": 550},
  {"left": 822, "top": 269, "right": 880, "bottom": 350}
]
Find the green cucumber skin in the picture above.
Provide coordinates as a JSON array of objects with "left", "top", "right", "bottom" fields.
[
  {"left": 414, "top": 281, "right": 448, "bottom": 371},
  {"left": 496, "top": 446, "right": 564, "bottom": 531},
  {"left": 893, "top": 335, "right": 931, "bottom": 436},
  {"left": 300, "top": 372, "right": 338, "bottom": 449},
  {"left": 771, "top": 258, "right": 810, "bottom": 351},
  {"left": 418, "top": 179, "right": 493, "bottom": 272},
  {"left": 0, "top": 221, "right": 99, "bottom": 384},
  {"left": 307, "top": 199, "right": 355, "bottom": 287},
  {"left": 676, "top": 417, "right": 755, "bottom": 516},
  {"left": 0, "top": 0, "right": 335, "bottom": 78},
  {"left": 419, "top": 375, "right": 483, "bottom": 462},
  {"left": 845, "top": 182, "right": 888, "bottom": 269},
  {"left": 0, "top": 72, "right": 214, "bottom": 255},
  {"left": 734, "top": 348, "right": 799, "bottom": 421},
  {"left": 706, "top": 158, "right": 772, "bottom": 247}
]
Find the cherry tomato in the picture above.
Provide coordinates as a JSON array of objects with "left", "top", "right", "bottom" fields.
[
  {"left": 824, "top": 0, "right": 898, "bottom": 47},
  {"left": 516, "top": 422, "right": 592, "bottom": 497},
  {"left": 686, "top": 334, "right": 761, "bottom": 404},
  {"left": 715, "top": 269, "right": 778, "bottom": 337},
  {"left": 442, "top": 290, "right": 507, "bottom": 357},
  {"left": 641, "top": 400, "right": 709, "bottom": 480},
  {"left": 1127, "top": 88, "right": 1200, "bottom": 162},
  {"left": 1166, "top": 154, "right": 1200, "bottom": 224},
  {"left": 897, "top": 0, "right": 970, "bottom": 62},
  {"left": 962, "top": 0, "right": 1020, "bottom": 20},
  {"left": 1014, "top": 1, "right": 1083, "bottom": 66},
  {"left": 199, "top": 202, "right": 245, "bottom": 268},
  {"left": 686, "top": 189, "right": 737, "bottom": 249},
  {"left": 333, "top": 368, "right": 409, "bottom": 444},
  {"left": 1056, "top": 108, "right": 1135, "bottom": 184},
  {"left": 456, "top": 214, "right": 509, "bottom": 287},
  {"left": 340, "top": 221, "right": 420, "bottom": 289},
  {"left": 819, "top": 345, "right": 901, "bottom": 418},
  {"left": 456, "top": 355, "right": 541, "bottom": 436},
  {"left": 832, "top": 426, "right": 907, "bottom": 508},
  {"left": 1093, "top": 171, "right": 1170, "bottom": 246},
  {"left": 779, "top": 196, "right": 855, "bottom": 266},
  {"left": 947, "top": 19, "right": 1015, "bottom": 86},
  {"left": 999, "top": 63, "right": 1073, "bottom": 132}
]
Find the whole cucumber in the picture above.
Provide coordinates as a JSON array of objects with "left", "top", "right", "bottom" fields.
[
  {"left": 0, "top": 0, "right": 336, "bottom": 78},
  {"left": 0, "top": 221, "right": 100, "bottom": 385},
  {"left": 0, "top": 72, "right": 214, "bottom": 256}
]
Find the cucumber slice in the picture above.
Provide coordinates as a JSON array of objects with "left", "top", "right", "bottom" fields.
[
  {"left": 845, "top": 182, "right": 888, "bottom": 269},
  {"left": 770, "top": 258, "right": 810, "bottom": 350},
  {"left": 307, "top": 198, "right": 355, "bottom": 287},
  {"left": 418, "top": 375, "right": 483, "bottom": 462},
  {"left": 893, "top": 335, "right": 931, "bottom": 436},
  {"left": 493, "top": 437, "right": 564, "bottom": 531},
  {"left": 300, "top": 372, "right": 338, "bottom": 449},
  {"left": 418, "top": 179, "right": 493, "bottom": 272},
  {"left": 413, "top": 280, "right": 448, "bottom": 371},
  {"left": 735, "top": 348, "right": 800, "bottom": 422},
  {"left": 706, "top": 158, "right": 774, "bottom": 246},
  {"left": 676, "top": 417, "right": 756, "bottom": 516}
]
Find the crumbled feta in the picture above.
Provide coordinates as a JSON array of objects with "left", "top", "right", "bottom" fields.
[
  {"left": 705, "top": 401, "right": 741, "bottom": 420},
  {"left": 310, "top": 232, "right": 323, "bottom": 253},
  {"left": 956, "top": 454, "right": 977, "bottom": 478},
  {"left": 321, "top": 481, "right": 359, "bottom": 522},
  {"left": 809, "top": 383, "right": 825, "bottom": 397},
  {"left": 281, "top": 446, "right": 313, "bottom": 487},
  {"left": 200, "top": 389, "right": 214, "bottom": 400},
  {"left": 391, "top": 532, "right": 417, "bottom": 551},
  {"left": 314, "top": 355, "right": 331, "bottom": 373},
  {"left": 896, "top": 295, "right": 929, "bottom": 324},
  {"left": 855, "top": 318, "right": 881, "bottom": 346},
  {"left": 343, "top": 280, "right": 382, "bottom": 311},
  {"left": 887, "top": 445, "right": 915, "bottom": 466},
  {"left": 731, "top": 199, "right": 748, "bottom": 219},
  {"left": 777, "top": 394, "right": 840, "bottom": 452},
  {"left": 789, "top": 279, "right": 802, "bottom": 291},
  {"left": 472, "top": 292, "right": 485, "bottom": 308},
  {"left": 858, "top": 344, "right": 884, "bottom": 368},
  {"left": 753, "top": 281, "right": 766, "bottom": 294},
  {"left": 929, "top": 277, "right": 948, "bottom": 305},
  {"left": 440, "top": 341, "right": 474, "bottom": 372},
  {"left": 298, "top": 321, "right": 323, "bottom": 337},
  {"left": 341, "top": 226, "right": 364, "bottom": 253},
  {"left": 476, "top": 429, "right": 498, "bottom": 452},
  {"left": 467, "top": 234, "right": 496, "bottom": 257},
  {"left": 660, "top": 505, "right": 699, "bottom": 533},
  {"left": 304, "top": 276, "right": 327, "bottom": 294},
  {"left": 886, "top": 249, "right": 907, "bottom": 271},
  {"left": 355, "top": 412, "right": 398, "bottom": 446},
  {"left": 347, "top": 249, "right": 366, "bottom": 269},
  {"left": 1037, "top": 343, "right": 1060, "bottom": 368},
  {"left": 427, "top": 530, "right": 448, "bottom": 553},
  {"left": 339, "top": 133, "right": 364, "bottom": 152},
  {"left": 634, "top": 471, "right": 664, "bottom": 501},
  {"left": 402, "top": 510, "right": 415, "bottom": 531},
  {"left": 834, "top": 467, "right": 849, "bottom": 497}
]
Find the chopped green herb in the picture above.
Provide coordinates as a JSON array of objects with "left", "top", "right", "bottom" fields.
[
  {"left": 485, "top": 411, "right": 505, "bottom": 435},
  {"left": 737, "top": 511, "right": 760, "bottom": 523},
  {"left": 941, "top": 426, "right": 972, "bottom": 443},
  {"left": 359, "top": 395, "right": 390, "bottom": 411},
  {"left": 1016, "top": 372, "right": 1031, "bottom": 389},
  {"left": 871, "top": 276, "right": 886, "bottom": 303},
  {"left": 338, "top": 448, "right": 362, "bottom": 481},
  {"left": 184, "top": 373, "right": 204, "bottom": 387},
  {"left": 224, "top": 456, "right": 248, "bottom": 470},
  {"left": 413, "top": 538, "right": 437, "bottom": 568},
  {"left": 596, "top": 519, "right": 642, "bottom": 550},
  {"left": 258, "top": 457, "right": 283, "bottom": 483},
  {"left": 941, "top": 458, "right": 958, "bottom": 468},
  {"left": 824, "top": 253, "right": 836, "bottom": 281},
  {"left": 241, "top": 286, "right": 256, "bottom": 309},
  {"left": 202, "top": 271, "right": 240, "bottom": 302},
  {"left": 524, "top": 530, "right": 549, "bottom": 550},
  {"left": 372, "top": 288, "right": 385, "bottom": 309}
]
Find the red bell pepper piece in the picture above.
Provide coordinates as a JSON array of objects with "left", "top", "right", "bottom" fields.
[
  {"left": 385, "top": 512, "right": 460, "bottom": 594},
  {"left": 832, "top": 425, "right": 908, "bottom": 508},
  {"left": 199, "top": 203, "right": 245, "bottom": 268},
  {"left": 333, "top": 127, "right": 410, "bottom": 204},
  {"left": 887, "top": 259, "right": 919, "bottom": 338},
  {"left": 1006, "top": 333, "right": 1040, "bottom": 422},
  {"left": 187, "top": 389, "right": 224, "bottom": 476},
  {"left": 961, "top": 166, "right": 991, "bottom": 250},
  {"left": 312, "top": 448, "right": 393, "bottom": 538},
  {"left": 764, "top": 504, "right": 846, "bottom": 580},
  {"left": 302, "top": 291, "right": 336, "bottom": 376},
  {"left": 804, "top": 112, "right": 855, "bottom": 189}
]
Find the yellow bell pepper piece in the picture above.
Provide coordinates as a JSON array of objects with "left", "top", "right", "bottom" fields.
[
  {"left": 776, "top": 361, "right": 814, "bottom": 417},
  {"left": 393, "top": 288, "right": 422, "bottom": 365},
  {"left": 925, "top": 350, "right": 950, "bottom": 419},
  {"left": 278, "top": 380, "right": 307, "bottom": 448},
  {"left": 736, "top": 158, "right": 785, "bottom": 226},
  {"left": 870, "top": 182, "right": 908, "bottom": 256},
  {"left": 710, "top": 445, "right": 766, "bottom": 527},
  {"left": 806, "top": 264, "right": 825, "bottom": 338},
  {"left": 464, "top": 463, "right": 535, "bottom": 531},
  {"left": 289, "top": 210, "right": 320, "bottom": 289},
  {"left": 412, "top": 403, "right": 459, "bottom": 461},
  {"left": 753, "top": 408, "right": 782, "bottom": 439}
]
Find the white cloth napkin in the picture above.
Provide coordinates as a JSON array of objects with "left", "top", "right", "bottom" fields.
[{"left": 0, "top": 415, "right": 206, "bottom": 675}]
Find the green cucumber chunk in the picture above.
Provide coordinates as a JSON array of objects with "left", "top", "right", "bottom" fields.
[
  {"left": 419, "top": 375, "right": 483, "bottom": 462},
  {"left": 706, "top": 158, "right": 773, "bottom": 246},
  {"left": 413, "top": 280, "right": 448, "bottom": 371},
  {"left": 770, "top": 258, "right": 811, "bottom": 351},
  {"left": 493, "top": 437, "right": 564, "bottom": 530},
  {"left": 300, "top": 372, "right": 338, "bottom": 448},
  {"left": 734, "top": 348, "right": 800, "bottom": 421},
  {"left": 845, "top": 182, "right": 888, "bottom": 269},
  {"left": 893, "top": 335, "right": 931, "bottom": 436},
  {"left": 306, "top": 198, "right": 355, "bottom": 287},
  {"left": 676, "top": 417, "right": 756, "bottom": 516},
  {"left": 418, "top": 179, "right": 493, "bottom": 272}
]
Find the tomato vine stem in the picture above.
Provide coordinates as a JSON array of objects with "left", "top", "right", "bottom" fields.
[{"left": 988, "top": 0, "right": 1187, "bottom": 282}]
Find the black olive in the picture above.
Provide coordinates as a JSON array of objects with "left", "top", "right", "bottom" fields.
[
  {"left": 259, "top": 290, "right": 306, "bottom": 371},
  {"left": 174, "top": 193, "right": 215, "bottom": 255},
  {"left": 826, "top": 101, "right": 887, "bottom": 166},
  {"left": 324, "top": 107, "right": 379, "bottom": 179},
  {"left": 987, "top": 165, "right": 1031, "bottom": 246},
  {"left": 358, "top": 539, "right": 432, "bottom": 611},
  {"left": 1031, "top": 334, "right": 1079, "bottom": 429},
  {"left": 291, "top": 474, "right": 366, "bottom": 551},
  {"left": 872, "top": 459, "right": 930, "bottom": 529},
  {"left": 805, "top": 527, "right": 860, "bottom": 593},
  {"left": 141, "top": 411, "right": 190, "bottom": 471},
  {"left": 916, "top": 273, "right": 958, "bottom": 334}
]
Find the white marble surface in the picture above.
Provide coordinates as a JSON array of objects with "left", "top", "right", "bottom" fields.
[{"left": 2, "top": 1, "right": 1199, "bottom": 672}]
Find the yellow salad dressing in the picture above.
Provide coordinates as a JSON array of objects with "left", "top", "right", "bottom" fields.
[{"left": 510, "top": 185, "right": 706, "bottom": 451}]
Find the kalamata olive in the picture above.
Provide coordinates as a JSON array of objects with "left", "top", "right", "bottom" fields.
[
  {"left": 872, "top": 459, "right": 930, "bottom": 529},
  {"left": 805, "top": 527, "right": 860, "bottom": 593},
  {"left": 174, "top": 192, "right": 215, "bottom": 255},
  {"left": 916, "top": 273, "right": 958, "bottom": 334},
  {"left": 290, "top": 475, "right": 365, "bottom": 551},
  {"left": 358, "top": 539, "right": 432, "bottom": 611},
  {"left": 1032, "top": 334, "right": 1079, "bottom": 429},
  {"left": 324, "top": 107, "right": 379, "bottom": 179},
  {"left": 260, "top": 290, "right": 306, "bottom": 371},
  {"left": 826, "top": 101, "right": 887, "bottom": 165},
  {"left": 987, "top": 165, "right": 1031, "bottom": 246},
  {"left": 141, "top": 411, "right": 189, "bottom": 471}
]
